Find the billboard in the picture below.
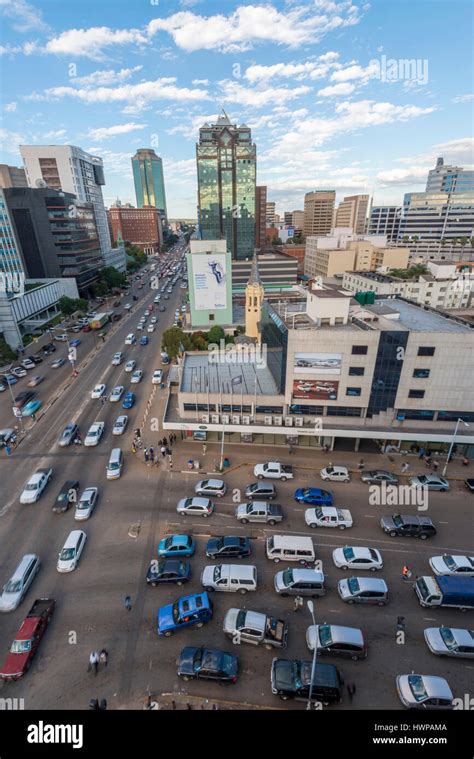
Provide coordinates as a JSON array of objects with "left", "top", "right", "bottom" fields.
[
  {"left": 192, "top": 253, "right": 228, "bottom": 311},
  {"left": 292, "top": 379, "right": 339, "bottom": 401},
  {"left": 294, "top": 352, "right": 342, "bottom": 375}
]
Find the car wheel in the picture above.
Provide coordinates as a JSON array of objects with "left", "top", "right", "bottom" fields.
[
  {"left": 205, "top": 587, "right": 214, "bottom": 593},
  {"left": 279, "top": 694, "right": 289, "bottom": 701},
  {"left": 339, "top": 525, "right": 346, "bottom": 530},
  {"left": 344, "top": 478, "right": 350, "bottom": 483},
  {"left": 299, "top": 559, "right": 307, "bottom": 566},
  {"left": 377, "top": 601, "right": 386, "bottom": 606},
  {"left": 182, "top": 675, "right": 191, "bottom": 682},
  {"left": 151, "top": 582, "right": 158, "bottom": 587},
  {"left": 281, "top": 476, "right": 287, "bottom": 482},
  {"left": 341, "top": 565, "right": 348, "bottom": 570},
  {"left": 202, "top": 513, "right": 209, "bottom": 518},
  {"left": 240, "top": 518, "right": 248, "bottom": 525},
  {"left": 176, "top": 580, "right": 183, "bottom": 586},
  {"left": 273, "top": 558, "right": 280, "bottom": 563},
  {"left": 268, "top": 519, "right": 276, "bottom": 526},
  {"left": 419, "top": 534, "right": 428, "bottom": 540},
  {"left": 164, "top": 631, "right": 172, "bottom": 637},
  {"left": 280, "top": 593, "right": 288, "bottom": 598},
  {"left": 239, "top": 588, "right": 247, "bottom": 595},
  {"left": 196, "top": 622, "right": 203, "bottom": 628},
  {"left": 309, "top": 522, "right": 317, "bottom": 529},
  {"left": 351, "top": 655, "right": 359, "bottom": 661},
  {"left": 389, "top": 530, "right": 397, "bottom": 537},
  {"left": 347, "top": 599, "right": 354, "bottom": 604},
  {"left": 370, "top": 566, "right": 377, "bottom": 572},
  {"left": 440, "top": 488, "right": 447, "bottom": 493}
]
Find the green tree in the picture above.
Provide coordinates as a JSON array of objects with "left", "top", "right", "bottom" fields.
[
  {"left": 0, "top": 337, "right": 17, "bottom": 363},
  {"left": 58, "top": 296, "right": 77, "bottom": 315},
  {"left": 162, "top": 327, "right": 190, "bottom": 358},
  {"left": 99, "top": 266, "right": 127, "bottom": 289},
  {"left": 92, "top": 281, "right": 108, "bottom": 297},
  {"left": 207, "top": 325, "right": 225, "bottom": 345}
]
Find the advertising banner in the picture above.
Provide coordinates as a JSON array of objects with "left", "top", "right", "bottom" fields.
[
  {"left": 193, "top": 254, "right": 228, "bottom": 310},
  {"left": 294, "top": 352, "right": 342, "bottom": 375},
  {"left": 292, "top": 379, "right": 339, "bottom": 400}
]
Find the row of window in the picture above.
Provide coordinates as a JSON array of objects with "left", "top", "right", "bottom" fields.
[{"left": 351, "top": 345, "right": 436, "bottom": 357}]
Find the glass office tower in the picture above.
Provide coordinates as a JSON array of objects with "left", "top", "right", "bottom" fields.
[
  {"left": 131, "top": 149, "right": 167, "bottom": 220},
  {"left": 196, "top": 110, "right": 256, "bottom": 260}
]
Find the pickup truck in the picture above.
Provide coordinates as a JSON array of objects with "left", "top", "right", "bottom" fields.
[
  {"left": 223, "top": 608, "right": 288, "bottom": 649},
  {"left": 304, "top": 506, "right": 353, "bottom": 530},
  {"left": 254, "top": 462, "right": 294, "bottom": 481},
  {"left": 235, "top": 501, "right": 283, "bottom": 525},
  {"left": 0, "top": 599, "right": 55, "bottom": 681},
  {"left": 414, "top": 576, "right": 474, "bottom": 611}
]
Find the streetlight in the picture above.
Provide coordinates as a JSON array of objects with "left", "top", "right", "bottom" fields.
[
  {"left": 442, "top": 417, "right": 470, "bottom": 476},
  {"left": 306, "top": 600, "right": 317, "bottom": 711}
]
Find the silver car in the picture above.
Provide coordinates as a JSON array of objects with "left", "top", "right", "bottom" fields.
[
  {"left": 338, "top": 576, "right": 389, "bottom": 605},
  {"left": 409, "top": 474, "right": 450, "bottom": 491},
  {"left": 194, "top": 479, "right": 227, "bottom": 498},
  {"left": 274, "top": 568, "right": 325, "bottom": 597},
  {"left": 58, "top": 422, "right": 78, "bottom": 447},
  {"left": 109, "top": 385, "right": 125, "bottom": 402},
  {"left": 74, "top": 487, "right": 98, "bottom": 521},
  {"left": 112, "top": 415, "right": 128, "bottom": 435},
  {"left": 424, "top": 627, "right": 474, "bottom": 658},
  {"left": 360, "top": 470, "right": 399, "bottom": 484},
  {"left": 396, "top": 674, "right": 453, "bottom": 709},
  {"left": 306, "top": 624, "right": 367, "bottom": 660},
  {"left": 177, "top": 497, "right": 214, "bottom": 517}
]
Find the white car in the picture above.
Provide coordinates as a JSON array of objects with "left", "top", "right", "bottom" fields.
[
  {"left": 320, "top": 466, "right": 351, "bottom": 483},
  {"left": 152, "top": 370, "right": 163, "bottom": 384},
  {"left": 181, "top": 305, "right": 187, "bottom": 313},
  {"left": 177, "top": 497, "right": 214, "bottom": 517},
  {"left": 112, "top": 352, "right": 123, "bottom": 366},
  {"left": 124, "top": 303, "right": 132, "bottom": 310},
  {"left": 147, "top": 325, "right": 155, "bottom": 333},
  {"left": 109, "top": 385, "right": 125, "bottom": 402},
  {"left": 54, "top": 334, "right": 68, "bottom": 342},
  {"left": 305, "top": 506, "right": 353, "bottom": 530},
  {"left": 136, "top": 323, "right": 144, "bottom": 330},
  {"left": 130, "top": 370, "right": 143, "bottom": 384},
  {"left": 332, "top": 546, "right": 383, "bottom": 571},
  {"left": 429, "top": 555, "right": 474, "bottom": 577},
  {"left": 84, "top": 421, "right": 105, "bottom": 447},
  {"left": 57, "top": 530, "right": 87, "bottom": 573},
  {"left": 112, "top": 415, "right": 128, "bottom": 435},
  {"left": 125, "top": 334, "right": 135, "bottom": 345},
  {"left": 74, "top": 487, "right": 98, "bottom": 521},
  {"left": 91, "top": 384, "right": 106, "bottom": 399},
  {"left": 21, "top": 358, "right": 36, "bottom": 370},
  {"left": 150, "top": 317, "right": 157, "bottom": 323},
  {"left": 125, "top": 360, "right": 136, "bottom": 373},
  {"left": 19, "top": 468, "right": 53, "bottom": 504}
]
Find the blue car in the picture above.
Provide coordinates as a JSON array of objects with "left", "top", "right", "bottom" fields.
[
  {"left": 3, "top": 374, "right": 18, "bottom": 385},
  {"left": 122, "top": 392, "right": 136, "bottom": 409},
  {"left": 22, "top": 399, "right": 42, "bottom": 417},
  {"left": 70, "top": 339, "right": 81, "bottom": 347},
  {"left": 158, "top": 534, "right": 196, "bottom": 558},
  {"left": 157, "top": 592, "right": 213, "bottom": 637},
  {"left": 294, "top": 487, "right": 333, "bottom": 506},
  {"left": 140, "top": 336, "right": 149, "bottom": 346}
]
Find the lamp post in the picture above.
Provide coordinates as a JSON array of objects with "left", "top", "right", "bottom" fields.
[
  {"left": 442, "top": 417, "right": 470, "bottom": 477},
  {"left": 306, "top": 600, "right": 317, "bottom": 711},
  {"left": 219, "top": 416, "right": 226, "bottom": 472}
]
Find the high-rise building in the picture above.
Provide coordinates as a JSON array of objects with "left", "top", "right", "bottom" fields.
[
  {"left": 3, "top": 187, "right": 103, "bottom": 292},
  {"left": 131, "top": 149, "right": 168, "bottom": 220},
  {"left": 399, "top": 192, "right": 474, "bottom": 243},
  {"left": 426, "top": 157, "right": 474, "bottom": 194},
  {"left": 265, "top": 202, "right": 276, "bottom": 224},
  {"left": 335, "top": 194, "right": 370, "bottom": 234},
  {"left": 108, "top": 205, "right": 163, "bottom": 255},
  {"left": 0, "top": 164, "right": 27, "bottom": 189},
  {"left": 196, "top": 110, "right": 256, "bottom": 261},
  {"left": 20, "top": 144, "right": 113, "bottom": 267},
  {"left": 368, "top": 206, "right": 402, "bottom": 241},
  {"left": 303, "top": 190, "right": 336, "bottom": 237},
  {"left": 0, "top": 190, "right": 25, "bottom": 275},
  {"left": 255, "top": 186, "right": 267, "bottom": 249},
  {"left": 284, "top": 210, "right": 305, "bottom": 231}
]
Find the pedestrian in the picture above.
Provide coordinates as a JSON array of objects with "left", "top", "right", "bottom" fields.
[
  {"left": 161, "top": 445, "right": 166, "bottom": 458},
  {"left": 202, "top": 443, "right": 207, "bottom": 455},
  {"left": 463, "top": 457, "right": 469, "bottom": 466},
  {"left": 169, "top": 459, "right": 173, "bottom": 471},
  {"left": 418, "top": 447, "right": 426, "bottom": 459},
  {"left": 424, "top": 455, "right": 431, "bottom": 468},
  {"left": 135, "top": 428, "right": 141, "bottom": 439},
  {"left": 328, "top": 461, "right": 333, "bottom": 469},
  {"left": 346, "top": 682, "right": 356, "bottom": 702},
  {"left": 397, "top": 616, "right": 405, "bottom": 632},
  {"left": 402, "top": 565, "right": 412, "bottom": 581},
  {"left": 144, "top": 448, "right": 149, "bottom": 464},
  {"left": 88, "top": 651, "right": 99, "bottom": 675},
  {"left": 358, "top": 458, "right": 365, "bottom": 471},
  {"left": 293, "top": 596, "right": 303, "bottom": 612},
  {"left": 124, "top": 595, "right": 132, "bottom": 612},
  {"left": 31, "top": 413, "right": 36, "bottom": 422},
  {"left": 171, "top": 433, "right": 176, "bottom": 446},
  {"left": 432, "top": 459, "right": 439, "bottom": 471},
  {"left": 162, "top": 437, "right": 168, "bottom": 448},
  {"left": 158, "top": 438, "right": 163, "bottom": 447},
  {"left": 149, "top": 447, "right": 155, "bottom": 464},
  {"left": 401, "top": 462, "right": 410, "bottom": 473},
  {"left": 166, "top": 446, "right": 171, "bottom": 456},
  {"left": 99, "top": 649, "right": 108, "bottom": 667},
  {"left": 5, "top": 445, "right": 12, "bottom": 456}
]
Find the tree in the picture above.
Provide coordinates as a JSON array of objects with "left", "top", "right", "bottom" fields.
[
  {"left": 58, "top": 296, "right": 77, "bottom": 316},
  {"left": 162, "top": 327, "right": 191, "bottom": 358},
  {"left": 0, "top": 337, "right": 17, "bottom": 363},
  {"left": 99, "top": 266, "right": 127, "bottom": 289},
  {"left": 207, "top": 325, "right": 225, "bottom": 345},
  {"left": 92, "top": 281, "right": 108, "bottom": 297}
]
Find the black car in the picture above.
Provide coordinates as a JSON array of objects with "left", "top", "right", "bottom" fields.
[
  {"left": 52, "top": 480, "right": 80, "bottom": 513},
  {"left": 271, "top": 658, "right": 343, "bottom": 704},
  {"left": 30, "top": 354, "right": 43, "bottom": 364},
  {"left": 146, "top": 559, "right": 190, "bottom": 586},
  {"left": 205, "top": 536, "right": 251, "bottom": 559},
  {"left": 465, "top": 479, "right": 474, "bottom": 493},
  {"left": 13, "top": 390, "right": 36, "bottom": 408},
  {"left": 245, "top": 482, "right": 277, "bottom": 500},
  {"left": 159, "top": 305, "right": 166, "bottom": 312},
  {"left": 42, "top": 342, "right": 56, "bottom": 355},
  {"left": 380, "top": 514, "right": 437, "bottom": 539},
  {"left": 176, "top": 647, "right": 238, "bottom": 683}
]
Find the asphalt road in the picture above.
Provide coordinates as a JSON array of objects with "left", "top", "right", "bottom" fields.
[{"left": 0, "top": 255, "right": 473, "bottom": 712}]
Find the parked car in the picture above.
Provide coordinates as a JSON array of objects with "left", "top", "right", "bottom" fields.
[
  {"left": 0, "top": 555, "right": 41, "bottom": 612},
  {"left": 274, "top": 568, "right": 326, "bottom": 597},
  {"left": 53, "top": 334, "right": 68, "bottom": 342},
  {"left": 194, "top": 479, "right": 226, "bottom": 498},
  {"left": 58, "top": 423, "right": 78, "bottom": 447},
  {"left": 380, "top": 514, "right": 437, "bottom": 539},
  {"left": 176, "top": 647, "right": 238, "bottom": 683},
  {"left": 52, "top": 480, "right": 80, "bottom": 514},
  {"left": 177, "top": 497, "right": 214, "bottom": 517},
  {"left": 396, "top": 674, "right": 453, "bottom": 710},
  {"left": 333, "top": 546, "right": 383, "bottom": 571},
  {"left": 465, "top": 479, "right": 474, "bottom": 493},
  {"left": 152, "top": 370, "right": 163, "bottom": 384},
  {"left": 409, "top": 474, "right": 450, "bottom": 492},
  {"left": 306, "top": 624, "right": 367, "bottom": 660},
  {"left": 70, "top": 339, "right": 81, "bottom": 348},
  {"left": 361, "top": 470, "right": 399, "bottom": 484},
  {"left": 30, "top": 354, "right": 43, "bottom": 364},
  {"left": 235, "top": 501, "right": 283, "bottom": 525},
  {"left": 424, "top": 627, "right": 474, "bottom": 658},
  {"left": 146, "top": 559, "right": 190, "bottom": 587},
  {"left": 157, "top": 592, "right": 213, "bottom": 637},
  {"left": 11, "top": 366, "right": 27, "bottom": 378},
  {"left": 305, "top": 506, "right": 353, "bottom": 530},
  {"left": 338, "top": 576, "right": 389, "bottom": 605},
  {"left": 2, "top": 374, "right": 17, "bottom": 385},
  {"left": 112, "top": 415, "right": 128, "bottom": 436},
  {"left": 429, "top": 555, "right": 474, "bottom": 576},
  {"left": 20, "top": 468, "right": 52, "bottom": 504},
  {"left": 320, "top": 466, "right": 350, "bottom": 482},
  {"left": 205, "top": 536, "right": 251, "bottom": 560},
  {"left": 42, "top": 343, "right": 56, "bottom": 355},
  {"left": 74, "top": 487, "right": 98, "bottom": 521},
  {"left": 294, "top": 488, "right": 333, "bottom": 506},
  {"left": 245, "top": 482, "right": 277, "bottom": 500},
  {"left": 158, "top": 534, "right": 196, "bottom": 558},
  {"left": 271, "top": 658, "right": 343, "bottom": 704},
  {"left": 13, "top": 391, "right": 35, "bottom": 408},
  {"left": 0, "top": 428, "right": 15, "bottom": 448},
  {"left": 20, "top": 359, "right": 36, "bottom": 371},
  {"left": 0, "top": 599, "right": 55, "bottom": 679},
  {"left": 84, "top": 422, "right": 105, "bottom": 446}
]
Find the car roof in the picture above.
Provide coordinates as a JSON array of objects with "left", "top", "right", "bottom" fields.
[
  {"left": 341, "top": 546, "right": 376, "bottom": 558},
  {"left": 169, "top": 534, "right": 191, "bottom": 545},
  {"left": 415, "top": 675, "right": 453, "bottom": 700},
  {"left": 318, "top": 624, "right": 364, "bottom": 646},
  {"left": 346, "top": 576, "right": 388, "bottom": 590},
  {"left": 200, "top": 479, "right": 224, "bottom": 487},
  {"left": 284, "top": 568, "right": 324, "bottom": 582},
  {"left": 186, "top": 497, "right": 211, "bottom": 506}
]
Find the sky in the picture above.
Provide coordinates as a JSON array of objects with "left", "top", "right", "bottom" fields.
[{"left": 0, "top": 0, "right": 473, "bottom": 218}]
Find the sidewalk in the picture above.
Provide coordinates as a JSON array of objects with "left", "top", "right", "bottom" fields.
[{"left": 143, "top": 693, "right": 283, "bottom": 710}]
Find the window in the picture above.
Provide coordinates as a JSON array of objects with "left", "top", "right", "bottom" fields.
[
  {"left": 326, "top": 406, "right": 362, "bottom": 417},
  {"left": 346, "top": 387, "right": 362, "bottom": 396},
  {"left": 352, "top": 345, "right": 368, "bottom": 355},
  {"left": 349, "top": 367, "right": 365, "bottom": 376},
  {"left": 413, "top": 369, "right": 430, "bottom": 378},
  {"left": 408, "top": 389, "right": 425, "bottom": 399},
  {"left": 397, "top": 409, "right": 435, "bottom": 421},
  {"left": 417, "top": 346, "right": 435, "bottom": 356}
]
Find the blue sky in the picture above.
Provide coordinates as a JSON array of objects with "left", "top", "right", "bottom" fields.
[{"left": 1, "top": 0, "right": 472, "bottom": 217}]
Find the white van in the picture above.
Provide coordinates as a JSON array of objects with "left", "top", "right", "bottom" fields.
[
  {"left": 201, "top": 564, "right": 257, "bottom": 594},
  {"left": 57, "top": 530, "right": 87, "bottom": 573},
  {"left": 106, "top": 448, "right": 123, "bottom": 480},
  {"left": 266, "top": 535, "right": 316, "bottom": 564},
  {"left": 0, "top": 554, "right": 41, "bottom": 612}
]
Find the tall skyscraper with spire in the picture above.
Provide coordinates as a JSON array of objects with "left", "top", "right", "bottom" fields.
[
  {"left": 131, "top": 149, "right": 168, "bottom": 221},
  {"left": 196, "top": 109, "right": 256, "bottom": 260}
]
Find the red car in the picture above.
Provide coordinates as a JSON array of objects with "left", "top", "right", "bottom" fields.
[
  {"left": 82, "top": 324, "right": 91, "bottom": 332},
  {"left": 0, "top": 599, "right": 55, "bottom": 681}
]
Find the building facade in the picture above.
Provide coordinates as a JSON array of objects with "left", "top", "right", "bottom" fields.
[
  {"left": 0, "top": 190, "right": 25, "bottom": 276},
  {"left": 426, "top": 157, "right": 474, "bottom": 194},
  {"left": 265, "top": 202, "right": 276, "bottom": 224},
  {"left": 335, "top": 194, "right": 370, "bottom": 234},
  {"left": 255, "top": 185, "right": 267, "bottom": 249},
  {"left": 303, "top": 190, "right": 336, "bottom": 237},
  {"left": 304, "top": 236, "right": 409, "bottom": 278},
  {"left": 398, "top": 191, "right": 474, "bottom": 244},
  {"left": 196, "top": 110, "right": 256, "bottom": 261},
  {"left": 0, "top": 164, "right": 27, "bottom": 189},
  {"left": 231, "top": 252, "right": 298, "bottom": 292},
  {"left": 131, "top": 149, "right": 167, "bottom": 220},
  {"left": 108, "top": 205, "right": 163, "bottom": 255},
  {"left": 368, "top": 206, "right": 402, "bottom": 241}
]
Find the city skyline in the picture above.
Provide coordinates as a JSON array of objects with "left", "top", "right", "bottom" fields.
[{"left": 0, "top": 0, "right": 472, "bottom": 217}]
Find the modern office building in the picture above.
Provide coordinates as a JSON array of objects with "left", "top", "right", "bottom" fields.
[
  {"left": 0, "top": 190, "right": 25, "bottom": 276},
  {"left": 398, "top": 191, "right": 474, "bottom": 244},
  {"left": 255, "top": 186, "right": 267, "bottom": 249},
  {"left": 3, "top": 187, "right": 103, "bottom": 293},
  {"left": 265, "top": 202, "right": 276, "bottom": 224},
  {"left": 426, "top": 157, "right": 474, "bottom": 194},
  {"left": 303, "top": 190, "right": 336, "bottom": 237},
  {"left": 108, "top": 205, "right": 163, "bottom": 255},
  {"left": 335, "top": 194, "right": 370, "bottom": 234},
  {"left": 20, "top": 145, "right": 116, "bottom": 268},
  {"left": 0, "top": 164, "right": 27, "bottom": 189},
  {"left": 284, "top": 210, "right": 305, "bottom": 233},
  {"left": 368, "top": 206, "right": 402, "bottom": 241},
  {"left": 231, "top": 252, "right": 298, "bottom": 292},
  {"left": 131, "top": 149, "right": 168, "bottom": 220},
  {"left": 196, "top": 110, "right": 256, "bottom": 261},
  {"left": 304, "top": 231, "right": 409, "bottom": 278}
]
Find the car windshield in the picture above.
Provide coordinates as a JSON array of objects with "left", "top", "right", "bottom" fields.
[
  {"left": 392, "top": 515, "right": 403, "bottom": 526},
  {"left": 408, "top": 675, "right": 428, "bottom": 701},
  {"left": 326, "top": 467, "right": 334, "bottom": 474},
  {"left": 416, "top": 476, "right": 427, "bottom": 485},
  {"left": 11, "top": 639, "right": 32, "bottom": 654},
  {"left": 443, "top": 556, "right": 457, "bottom": 570},
  {"left": 347, "top": 577, "right": 360, "bottom": 594},
  {"left": 171, "top": 602, "right": 180, "bottom": 623},
  {"left": 184, "top": 499, "right": 192, "bottom": 507},
  {"left": 200, "top": 480, "right": 209, "bottom": 488},
  {"left": 78, "top": 500, "right": 90, "bottom": 509},
  {"left": 314, "top": 507, "right": 324, "bottom": 519},
  {"left": 439, "top": 628, "right": 457, "bottom": 650},
  {"left": 282, "top": 569, "right": 294, "bottom": 587},
  {"left": 213, "top": 566, "right": 221, "bottom": 582},
  {"left": 25, "top": 482, "right": 39, "bottom": 490},
  {"left": 60, "top": 548, "right": 75, "bottom": 561},
  {"left": 343, "top": 547, "right": 355, "bottom": 560},
  {"left": 4, "top": 580, "right": 22, "bottom": 593},
  {"left": 318, "top": 625, "right": 333, "bottom": 647},
  {"left": 302, "top": 489, "right": 311, "bottom": 497}
]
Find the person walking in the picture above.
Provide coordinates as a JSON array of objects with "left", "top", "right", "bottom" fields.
[
  {"left": 202, "top": 443, "right": 207, "bottom": 455},
  {"left": 424, "top": 455, "right": 432, "bottom": 468},
  {"left": 162, "top": 437, "right": 168, "bottom": 448},
  {"left": 149, "top": 447, "right": 155, "bottom": 464},
  {"left": 158, "top": 438, "right": 163, "bottom": 448},
  {"left": 166, "top": 446, "right": 171, "bottom": 456},
  {"left": 397, "top": 616, "right": 406, "bottom": 632},
  {"left": 293, "top": 596, "right": 303, "bottom": 612},
  {"left": 346, "top": 683, "right": 356, "bottom": 702},
  {"left": 418, "top": 447, "right": 426, "bottom": 459},
  {"left": 5, "top": 444, "right": 12, "bottom": 456},
  {"left": 99, "top": 649, "right": 108, "bottom": 667},
  {"left": 124, "top": 595, "right": 132, "bottom": 612},
  {"left": 432, "top": 459, "right": 439, "bottom": 471},
  {"left": 144, "top": 448, "right": 149, "bottom": 464},
  {"left": 161, "top": 445, "right": 166, "bottom": 458},
  {"left": 88, "top": 651, "right": 99, "bottom": 676},
  {"left": 401, "top": 462, "right": 410, "bottom": 473},
  {"left": 169, "top": 458, "right": 173, "bottom": 471},
  {"left": 402, "top": 565, "right": 412, "bottom": 581},
  {"left": 358, "top": 458, "right": 365, "bottom": 471}
]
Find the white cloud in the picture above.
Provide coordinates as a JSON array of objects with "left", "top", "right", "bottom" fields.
[
  {"left": 330, "top": 61, "right": 379, "bottom": 82},
  {"left": 0, "top": 41, "right": 39, "bottom": 55},
  {"left": 43, "top": 129, "right": 67, "bottom": 139},
  {"left": 147, "top": 4, "right": 362, "bottom": 53},
  {"left": 375, "top": 167, "right": 430, "bottom": 187},
  {"left": 70, "top": 66, "right": 143, "bottom": 86},
  {"left": 192, "top": 78, "right": 209, "bottom": 85},
  {"left": 318, "top": 82, "right": 355, "bottom": 96},
  {"left": 219, "top": 80, "right": 311, "bottom": 107},
  {"left": 45, "top": 27, "right": 148, "bottom": 61},
  {"left": 244, "top": 53, "right": 341, "bottom": 84},
  {"left": 4, "top": 101, "right": 17, "bottom": 112},
  {"left": 0, "top": 127, "right": 26, "bottom": 153},
  {"left": 87, "top": 123, "right": 147, "bottom": 141},
  {"left": 452, "top": 94, "right": 474, "bottom": 104},
  {"left": 0, "top": 0, "right": 50, "bottom": 33},
  {"left": 396, "top": 137, "right": 474, "bottom": 170},
  {"left": 32, "top": 79, "right": 210, "bottom": 107}
]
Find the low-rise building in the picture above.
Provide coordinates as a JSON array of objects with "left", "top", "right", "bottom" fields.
[{"left": 305, "top": 235, "right": 409, "bottom": 278}]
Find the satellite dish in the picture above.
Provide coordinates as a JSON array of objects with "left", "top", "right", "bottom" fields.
[{"left": 35, "top": 179, "right": 48, "bottom": 188}]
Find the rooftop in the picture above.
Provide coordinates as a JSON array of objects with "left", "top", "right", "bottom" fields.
[
  {"left": 367, "top": 299, "right": 473, "bottom": 332},
  {"left": 180, "top": 353, "right": 279, "bottom": 395}
]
